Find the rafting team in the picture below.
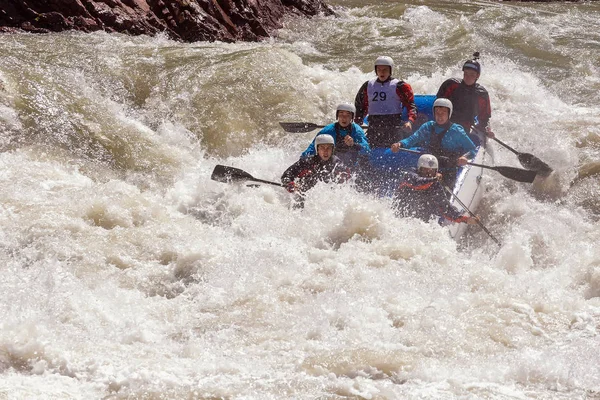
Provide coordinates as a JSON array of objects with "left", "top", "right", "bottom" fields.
[{"left": 281, "top": 53, "right": 492, "bottom": 225}]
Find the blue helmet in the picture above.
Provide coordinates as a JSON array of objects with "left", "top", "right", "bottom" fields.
[{"left": 462, "top": 52, "right": 481, "bottom": 74}]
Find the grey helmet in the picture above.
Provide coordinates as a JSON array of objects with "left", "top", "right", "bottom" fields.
[
  {"left": 417, "top": 154, "right": 439, "bottom": 170},
  {"left": 315, "top": 134, "right": 335, "bottom": 149},
  {"left": 336, "top": 103, "right": 356, "bottom": 119},
  {"left": 374, "top": 56, "right": 394, "bottom": 74},
  {"left": 433, "top": 97, "right": 453, "bottom": 119}
]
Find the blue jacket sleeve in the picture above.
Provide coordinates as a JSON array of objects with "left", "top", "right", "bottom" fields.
[
  {"left": 452, "top": 124, "right": 477, "bottom": 159},
  {"left": 351, "top": 123, "right": 371, "bottom": 155},
  {"left": 301, "top": 140, "right": 316, "bottom": 158},
  {"left": 400, "top": 121, "right": 432, "bottom": 148}
]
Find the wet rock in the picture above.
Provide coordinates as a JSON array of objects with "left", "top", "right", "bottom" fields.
[{"left": 0, "top": 0, "right": 334, "bottom": 42}]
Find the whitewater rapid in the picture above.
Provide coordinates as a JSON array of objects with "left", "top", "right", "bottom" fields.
[{"left": 1, "top": 1, "right": 600, "bottom": 399}]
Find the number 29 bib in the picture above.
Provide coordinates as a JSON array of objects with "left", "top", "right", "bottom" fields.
[{"left": 367, "top": 78, "right": 403, "bottom": 115}]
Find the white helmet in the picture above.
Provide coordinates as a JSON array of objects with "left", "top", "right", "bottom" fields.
[
  {"left": 433, "top": 97, "right": 453, "bottom": 118},
  {"left": 336, "top": 103, "right": 356, "bottom": 119},
  {"left": 417, "top": 154, "right": 438, "bottom": 170},
  {"left": 374, "top": 56, "right": 394, "bottom": 74},
  {"left": 315, "top": 134, "right": 335, "bottom": 148}
]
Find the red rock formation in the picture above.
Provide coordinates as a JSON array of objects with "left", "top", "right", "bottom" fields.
[{"left": 0, "top": 0, "right": 334, "bottom": 42}]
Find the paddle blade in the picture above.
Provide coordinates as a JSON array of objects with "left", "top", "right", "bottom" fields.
[
  {"left": 470, "top": 162, "right": 538, "bottom": 183},
  {"left": 493, "top": 165, "right": 538, "bottom": 183},
  {"left": 518, "top": 153, "right": 553, "bottom": 177},
  {"left": 491, "top": 136, "right": 553, "bottom": 177},
  {"left": 211, "top": 165, "right": 255, "bottom": 184},
  {"left": 279, "top": 122, "right": 323, "bottom": 133}
]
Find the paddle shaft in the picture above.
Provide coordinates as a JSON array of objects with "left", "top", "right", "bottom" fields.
[
  {"left": 472, "top": 125, "right": 552, "bottom": 173},
  {"left": 251, "top": 178, "right": 285, "bottom": 187},
  {"left": 395, "top": 147, "right": 449, "bottom": 160},
  {"left": 308, "top": 124, "right": 369, "bottom": 130},
  {"left": 279, "top": 121, "right": 368, "bottom": 133},
  {"left": 442, "top": 185, "right": 502, "bottom": 247},
  {"left": 491, "top": 136, "right": 520, "bottom": 156},
  {"left": 468, "top": 162, "right": 536, "bottom": 183},
  {"left": 211, "top": 164, "right": 284, "bottom": 187},
  {"left": 470, "top": 125, "right": 521, "bottom": 156},
  {"left": 394, "top": 147, "right": 536, "bottom": 182}
]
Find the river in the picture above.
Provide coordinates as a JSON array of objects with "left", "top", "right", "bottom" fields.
[{"left": 1, "top": 1, "right": 599, "bottom": 399}]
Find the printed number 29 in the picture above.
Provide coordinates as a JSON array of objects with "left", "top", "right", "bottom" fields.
[{"left": 372, "top": 92, "right": 387, "bottom": 102}]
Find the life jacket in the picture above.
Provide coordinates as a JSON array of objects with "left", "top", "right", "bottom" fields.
[
  {"left": 393, "top": 171, "right": 468, "bottom": 223},
  {"left": 294, "top": 155, "right": 349, "bottom": 192},
  {"left": 442, "top": 79, "right": 489, "bottom": 131},
  {"left": 427, "top": 124, "right": 463, "bottom": 169},
  {"left": 366, "top": 78, "right": 404, "bottom": 115},
  {"left": 333, "top": 123, "right": 353, "bottom": 153}
]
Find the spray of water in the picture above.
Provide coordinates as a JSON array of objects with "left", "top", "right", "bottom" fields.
[{"left": 1, "top": 2, "right": 600, "bottom": 398}]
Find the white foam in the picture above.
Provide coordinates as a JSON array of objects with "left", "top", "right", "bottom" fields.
[{"left": 1, "top": 4, "right": 599, "bottom": 398}]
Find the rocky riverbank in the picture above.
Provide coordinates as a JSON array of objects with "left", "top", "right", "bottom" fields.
[{"left": 0, "top": 0, "right": 334, "bottom": 42}]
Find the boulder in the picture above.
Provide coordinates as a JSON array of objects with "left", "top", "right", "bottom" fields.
[{"left": 0, "top": 0, "right": 334, "bottom": 42}]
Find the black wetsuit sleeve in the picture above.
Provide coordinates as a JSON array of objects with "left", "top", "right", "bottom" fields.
[
  {"left": 354, "top": 81, "right": 369, "bottom": 124},
  {"left": 281, "top": 158, "right": 311, "bottom": 185}
]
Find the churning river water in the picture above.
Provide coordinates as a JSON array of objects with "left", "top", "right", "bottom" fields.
[{"left": 1, "top": 0, "right": 600, "bottom": 398}]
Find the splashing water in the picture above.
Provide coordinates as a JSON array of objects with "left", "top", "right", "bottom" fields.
[{"left": 1, "top": 1, "right": 600, "bottom": 398}]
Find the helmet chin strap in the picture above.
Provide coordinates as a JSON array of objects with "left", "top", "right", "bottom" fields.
[{"left": 418, "top": 167, "right": 438, "bottom": 178}]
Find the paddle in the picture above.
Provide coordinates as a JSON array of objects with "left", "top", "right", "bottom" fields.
[
  {"left": 393, "top": 148, "right": 537, "bottom": 183},
  {"left": 492, "top": 137, "right": 553, "bottom": 177},
  {"left": 471, "top": 126, "right": 553, "bottom": 176},
  {"left": 442, "top": 185, "right": 501, "bottom": 247},
  {"left": 468, "top": 162, "right": 537, "bottom": 183},
  {"left": 279, "top": 121, "right": 368, "bottom": 133},
  {"left": 211, "top": 165, "right": 284, "bottom": 187}
]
